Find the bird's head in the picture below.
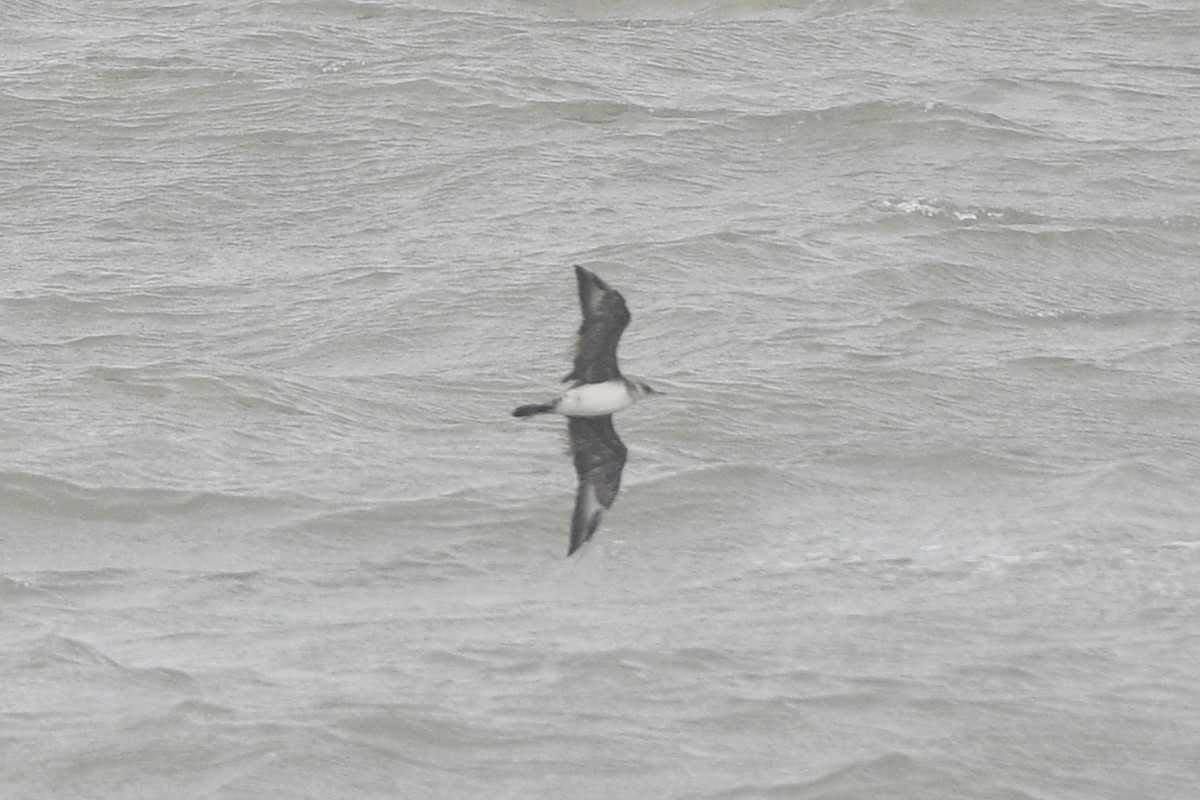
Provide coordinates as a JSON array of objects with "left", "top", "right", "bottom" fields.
[{"left": 635, "top": 382, "right": 662, "bottom": 398}]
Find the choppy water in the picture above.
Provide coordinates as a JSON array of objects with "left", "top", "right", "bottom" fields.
[{"left": 3, "top": 1, "right": 1199, "bottom": 798}]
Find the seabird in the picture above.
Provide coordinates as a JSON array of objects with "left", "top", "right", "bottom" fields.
[{"left": 513, "top": 266, "right": 660, "bottom": 556}]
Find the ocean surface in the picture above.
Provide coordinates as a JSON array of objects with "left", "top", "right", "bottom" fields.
[{"left": 3, "top": 1, "right": 1199, "bottom": 797}]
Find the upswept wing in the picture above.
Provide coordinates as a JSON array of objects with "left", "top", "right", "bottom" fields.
[
  {"left": 563, "top": 265, "right": 631, "bottom": 385},
  {"left": 567, "top": 415, "right": 628, "bottom": 555}
]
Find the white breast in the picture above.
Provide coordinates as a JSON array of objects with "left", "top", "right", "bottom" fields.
[{"left": 557, "top": 380, "right": 635, "bottom": 417}]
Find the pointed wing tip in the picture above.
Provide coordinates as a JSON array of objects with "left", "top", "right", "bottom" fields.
[
  {"left": 567, "top": 515, "right": 595, "bottom": 557},
  {"left": 567, "top": 523, "right": 597, "bottom": 557},
  {"left": 574, "top": 265, "right": 611, "bottom": 294},
  {"left": 568, "top": 491, "right": 605, "bottom": 557}
]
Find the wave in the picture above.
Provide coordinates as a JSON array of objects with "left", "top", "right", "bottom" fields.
[
  {"left": 690, "top": 752, "right": 954, "bottom": 800},
  {"left": 15, "top": 635, "right": 194, "bottom": 693},
  {"left": 0, "top": 470, "right": 316, "bottom": 524}
]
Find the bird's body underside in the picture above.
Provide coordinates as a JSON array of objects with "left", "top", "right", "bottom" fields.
[{"left": 512, "top": 379, "right": 640, "bottom": 418}]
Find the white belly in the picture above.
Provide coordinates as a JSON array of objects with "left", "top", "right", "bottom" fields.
[{"left": 557, "top": 381, "right": 634, "bottom": 417}]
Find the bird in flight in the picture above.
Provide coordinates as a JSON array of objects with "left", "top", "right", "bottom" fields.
[{"left": 513, "top": 266, "right": 660, "bottom": 556}]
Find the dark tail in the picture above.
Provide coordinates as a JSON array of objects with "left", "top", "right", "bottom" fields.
[{"left": 512, "top": 403, "right": 555, "bottom": 418}]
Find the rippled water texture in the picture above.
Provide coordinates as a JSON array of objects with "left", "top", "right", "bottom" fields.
[{"left": 3, "top": 1, "right": 1199, "bottom": 798}]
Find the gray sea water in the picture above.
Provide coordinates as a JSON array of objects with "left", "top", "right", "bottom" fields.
[{"left": 3, "top": 1, "right": 1199, "bottom": 798}]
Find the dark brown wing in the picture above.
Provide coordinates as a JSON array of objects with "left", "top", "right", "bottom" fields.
[
  {"left": 562, "top": 265, "right": 631, "bottom": 385},
  {"left": 567, "top": 415, "right": 627, "bottom": 556}
]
